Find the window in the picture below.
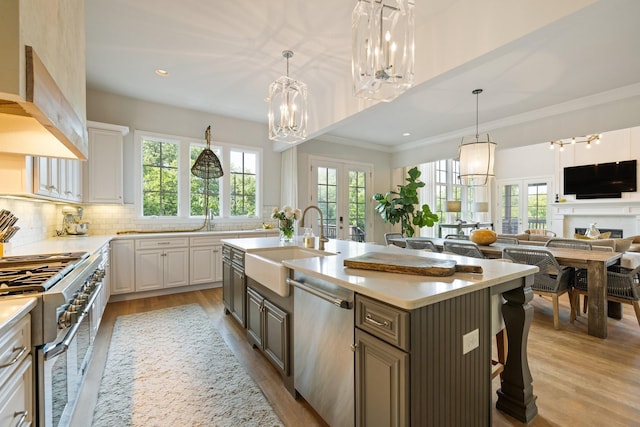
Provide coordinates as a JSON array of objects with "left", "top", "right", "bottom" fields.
[
  {"left": 433, "top": 159, "right": 461, "bottom": 221},
  {"left": 142, "top": 138, "right": 179, "bottom": 216},
  {"left": 230, "top": 150, "right": 257, "bottom": 216},
  {"left": 136, "top": 131, "right": 260, "bottom": 219}
]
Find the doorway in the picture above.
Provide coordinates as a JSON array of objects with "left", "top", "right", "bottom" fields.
[{"left": 497, "top": 178, "right": 553, "bottom": 234}]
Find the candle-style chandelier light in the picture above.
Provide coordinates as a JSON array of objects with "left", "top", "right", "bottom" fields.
[
  {"left": 352, "top": 0, "right": 415, "bottom": 102},
  {"left": 268, "top": 50, "right": 308, "bottom": 143}
]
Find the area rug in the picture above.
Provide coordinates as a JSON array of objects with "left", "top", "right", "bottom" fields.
[{"left": 92, "top": 304, "right": 283, "bottom": 426}]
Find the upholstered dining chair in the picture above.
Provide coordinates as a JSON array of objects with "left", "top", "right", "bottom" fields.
[
  {"left": 502, "top": 247, "right": 574, "bottom": 329},
  {"left": 443, "top": 240, "right": 485, "bottom": 258},
  {"left": 405, "top": 238, "right": 439, "bottom": 252},
  {"left": 384, "top": 232, "right": 404, "bottom": 247}
]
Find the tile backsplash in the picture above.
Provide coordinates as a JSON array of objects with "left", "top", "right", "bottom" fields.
[{"left": 0, "top": 197, "right": 279, "bottom": 248}]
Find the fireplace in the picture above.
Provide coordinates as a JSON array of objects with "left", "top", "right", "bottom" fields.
[
  {"left": 574, "top": 228, "right": 623, "bottom": 238},
  {"left": 550, "top": 199, "right": 640, "bottom": 238}
]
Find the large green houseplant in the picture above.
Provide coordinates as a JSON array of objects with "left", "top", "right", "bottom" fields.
[{"left": 373, "top": 167, "right": 439, "bottom": 237}]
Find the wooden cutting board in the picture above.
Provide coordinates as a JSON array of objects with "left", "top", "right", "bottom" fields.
[{"left": 343, "top": 252, "right": 483, "bottom": 277}]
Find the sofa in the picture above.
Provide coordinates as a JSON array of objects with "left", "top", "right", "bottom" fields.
[{"left": 497, "top": 232, "right": 636, "bottom": 253}]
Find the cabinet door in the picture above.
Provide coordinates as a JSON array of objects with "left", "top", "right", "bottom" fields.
[
  {"left": 34, "top": 157, "right": 60, "bottom": 198},
  {"left": 263, "top": 299, "right": 289, "bottom": 375},
  {"left": 246, "top": 287, "right": 263, "bottom": 348},
  {"left": 231, "top": 267, "right": 246, "bottom": 327},
  {"left": 86, "top": 128, "right": 123, "bottom": 203},
  {"left": 110, "top": 240, "right": 135, "bottom": 295},
  {"left": 0, "top": 356, "right": 33, "bottom": 427},
  {"left": 135, "top": 250, "right": 164, "bottom": 291},
  {"left": 164, "top": 248, "right": 189, "bottom": 288},
  {"left": 189, "top": 246, "right": 216, "bottom": 285},
  {"left": 355, "top": 329, "right": 409, "bottom": 427},
  {"left": 222, "top": 258, "right": 233, "bottom": 313}
]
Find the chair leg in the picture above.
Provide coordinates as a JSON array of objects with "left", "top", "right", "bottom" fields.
[
  {"left": 552, "top": 294, "right": 560, "bottom": 329},
  {"left": 632, "top": 301, "right": 640, "bottom": 327}
]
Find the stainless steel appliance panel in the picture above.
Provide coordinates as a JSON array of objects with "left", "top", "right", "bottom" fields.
[{"left": 293, "top": 276, "right": 355, "bottom": 427}]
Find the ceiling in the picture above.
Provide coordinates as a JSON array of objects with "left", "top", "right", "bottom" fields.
[{"left": 85, "top": 0, "right": 640, "bottom": 153}]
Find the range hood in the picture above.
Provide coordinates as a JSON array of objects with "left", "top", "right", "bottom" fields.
[{"left": 0, "top": 46, "right": 88, "bottom": 160}]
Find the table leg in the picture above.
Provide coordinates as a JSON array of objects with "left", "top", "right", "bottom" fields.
[
  {"left": 496, "top": 279, "right": 538, "bottom": 422},
  {"left": 587, "top": 260, "right": 608, "bottom": 338}
]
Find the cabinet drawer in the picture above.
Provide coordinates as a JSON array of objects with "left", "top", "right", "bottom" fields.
[
  {"left": 0, "top": 355, "right": 32, "bottom": 427},
  {"left": 356, "top": 295, "right": 409, "bottom": 351},
  {"left": 190, "top": 234, "right": 238, "bottom": 247},
  {"left": 231, "top": 249, "right": 244, "bottom": 268},
  {"left": 0, "top": 314, "right": 30, "bottom": 389},
  {"left": 135, "top": 237, "right": 189, "bottom": 249},
  {"left": 222, "top": 245, "right": 232, "bottom": 260}
]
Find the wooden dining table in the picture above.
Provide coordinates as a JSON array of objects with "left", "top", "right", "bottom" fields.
[{"left": 406, "top": 238, "right": 623, "bottom": 338}]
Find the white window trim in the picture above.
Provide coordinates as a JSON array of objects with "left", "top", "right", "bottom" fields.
[{"left": 133, "top": 130, "right": 262, "bottom": 221}]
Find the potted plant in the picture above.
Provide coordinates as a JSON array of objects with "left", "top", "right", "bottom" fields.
[{"left": 373, "top": 166, "right": 439, "bottom": 237}]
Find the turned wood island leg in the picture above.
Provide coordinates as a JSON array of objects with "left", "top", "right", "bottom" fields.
[{"left": 496, "top": 276, "right": 538, "bottom": 423}]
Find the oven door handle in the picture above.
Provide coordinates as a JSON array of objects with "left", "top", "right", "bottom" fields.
[{"left": 44, "top": 314, "right": 84, "bottom": 361}]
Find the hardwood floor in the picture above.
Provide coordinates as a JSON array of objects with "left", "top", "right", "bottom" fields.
[{"left": 77, "top": 288, "right": 640, "bottom": 426}]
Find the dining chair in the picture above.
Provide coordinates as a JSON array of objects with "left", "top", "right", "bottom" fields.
[
  {"left": 405, "top": 238, "right": 439, "bottom": 252},
  {"left": 384, "top": 232, "right": 404, "bottom": 247},
  {"left": 605, "top": 265, "right": 640, "bottom": 326},
  {"left": 495, "top": 236, "right": 519, "bottom": 245},
  {"left": 502, "top": 247, "right": 574, "bottom": 329},
  {"left": 444, "top": 234, "right": 470, "bottom": 240},
  {"left": 443, "top": 240, "right": 485, "bottom": 258},
  {"left": 545, "top": 238, "right": 592, "bottom": 250}
]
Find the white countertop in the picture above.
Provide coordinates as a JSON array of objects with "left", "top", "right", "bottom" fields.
[
  {"left": 222, "top": 237, "right": 538, "bottom": 310},
  {"left": 0, "top": 297, "right": 37, "bottom": 336}
]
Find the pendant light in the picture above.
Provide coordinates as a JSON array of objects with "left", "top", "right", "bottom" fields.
[
  {"left": 458, "top": 89, "right": 496, "bottom": 187},
  {"left": 352, "top": 0, "right": 415, "bottom": 102},
  {"left": 268, "top": 50, "right": 308, "bottom": 143},
  {"left": 191, "top": 125, "right": 224, "bottom": 230}
]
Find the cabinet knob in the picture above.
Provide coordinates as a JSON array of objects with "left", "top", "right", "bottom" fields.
[{"left": 350, "top": 343, "right": 358, "bottom": 352}]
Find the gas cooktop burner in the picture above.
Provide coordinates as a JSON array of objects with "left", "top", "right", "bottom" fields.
[{"left": 0, "top": 251, "right": 89, "bottom": 294}]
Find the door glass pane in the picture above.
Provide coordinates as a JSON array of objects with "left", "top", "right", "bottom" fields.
[
  {"left": 501, "top": 184, "right": 520, "bottom": 234},
  {"left": 317, "top": 167, "right": 337, "bottom": 238},
  {"left": 348, "top": 170, "right": 366, "bottom": 242},
  {"left": 527, "top": 183, "right": 548, "bottom": 230}
]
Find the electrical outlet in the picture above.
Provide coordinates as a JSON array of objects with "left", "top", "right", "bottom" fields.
[{"left": 462, "top": 329, "right": 479, "bottom": 355}]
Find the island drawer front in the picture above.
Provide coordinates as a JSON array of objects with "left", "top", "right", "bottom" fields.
[
  {"left": 231, "top": 248, "right": 244, "bottom": 268},
  {"left": 356, "top": 295, "right": 409, "bottom": 351},
  {"left": 135, "top": 237, "right": 189, "bottom": 249},
  {"left": 222, "top": 245, "right": 232, "bottom": 260}
]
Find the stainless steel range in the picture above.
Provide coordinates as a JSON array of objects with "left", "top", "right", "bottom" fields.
[{"left": 0, "top": 248, "right": 108, "bottom": 427}]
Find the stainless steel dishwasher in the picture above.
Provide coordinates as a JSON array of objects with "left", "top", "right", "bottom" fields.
[{"left": 288, "top": 274, "right": 355, "bottom": 427}]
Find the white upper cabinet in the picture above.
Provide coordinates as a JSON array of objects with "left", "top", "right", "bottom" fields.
[{"left": 85, "top": 121, "right": 130, "bottom": 204}]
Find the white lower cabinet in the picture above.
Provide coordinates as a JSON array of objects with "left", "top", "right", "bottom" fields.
[
  {"left": 135, "top": 238, "right": 189, "bottom": 291},
  {"left": 0, "top": 314, "right": 33, "bottom": 427},
  {"left": 110, "top": 239, "right": 135, "bottom": 295}
]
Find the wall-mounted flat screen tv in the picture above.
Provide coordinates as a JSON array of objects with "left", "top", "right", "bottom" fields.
[{"left": 563, "top": 159, "right": 637, "bottom": 199}]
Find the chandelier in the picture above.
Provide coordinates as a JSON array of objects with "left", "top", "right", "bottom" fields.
[
  {"left": 549, "top": 134, "right": 602, "bottom": 151},
  {"left": 352, "top": 0, "right": 415, "bottom": 102},
  {"left": 268, "top": 50, "right": 308, "bottom": 143},
  {"left": 458, "top": 89, "right": 496, "bottom": 187}
]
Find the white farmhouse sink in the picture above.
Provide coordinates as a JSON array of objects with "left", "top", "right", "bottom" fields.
[{"left": 244, "top": 246, "right": 335, "bottom": 297}]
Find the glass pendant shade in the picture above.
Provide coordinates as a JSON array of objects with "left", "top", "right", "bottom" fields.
[
  {"left": 268, "top": 51, "right": 308, "bottom": 143},
  {"left": 459, "top": 135, "right": 496, "bottom": 186},
  {"left": 352, "top": 0, "right": 415, "bottom": 102}
]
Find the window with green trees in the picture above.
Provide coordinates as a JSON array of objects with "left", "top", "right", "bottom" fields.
[
  {"left": 138, "top": 132, "right": 260, "bottom": 219},
  {"left": 230, "top": 150, "right": 256, "bottom": 216},
  {"left": 142, "top": 138, "right": 179, "bottom": 216}
]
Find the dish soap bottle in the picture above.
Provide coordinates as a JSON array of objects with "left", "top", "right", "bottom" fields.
[{"left": 302, "top": 227, "right": 315, "bottom": 248}]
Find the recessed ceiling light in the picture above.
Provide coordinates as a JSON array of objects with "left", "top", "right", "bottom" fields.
[
  {"left": 402, "top": 132, "right": 411, "bottom": 137},
  {"left": 155, "top": 69, "right": 170, "bottom": 77}
]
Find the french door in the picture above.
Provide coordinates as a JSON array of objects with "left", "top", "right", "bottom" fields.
[
  {"left": 497, "top": 178, "right": 554, "bottom": 234},
  {"left": 309, "top": 158, "right": 372, "bottom": 242}
]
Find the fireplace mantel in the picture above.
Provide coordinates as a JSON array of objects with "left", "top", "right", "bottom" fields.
[{"left": 551, "top": 198, "right": 640, "bottom": 237}]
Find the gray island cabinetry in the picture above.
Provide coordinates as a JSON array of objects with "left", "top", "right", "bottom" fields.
[
  {"left": 222, "top": 245, "right": 246, "bottom": 326},
  {"left": 222, "top": 237, "right": 539, "bottom": 426}
]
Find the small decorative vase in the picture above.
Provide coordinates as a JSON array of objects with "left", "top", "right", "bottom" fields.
[{"left": 279, "top": 219, "right": 295, "bottom": 242}]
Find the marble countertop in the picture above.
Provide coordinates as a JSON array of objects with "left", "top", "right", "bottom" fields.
[
  {"left": 0, "top": 297, "right": 37, "bottom": 337},
  {"left": 222, "top": 237, "right": 538, "bottom": 310}
]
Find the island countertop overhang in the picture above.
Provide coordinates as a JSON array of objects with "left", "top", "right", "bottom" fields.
[{"left": 222, "top": 237, "right": 538, "bottom": 310}]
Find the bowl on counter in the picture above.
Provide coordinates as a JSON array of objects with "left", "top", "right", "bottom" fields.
[{"left": 65, "top": 223, "right": 89, "bottom": 235}]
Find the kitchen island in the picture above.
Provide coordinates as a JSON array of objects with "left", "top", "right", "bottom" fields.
[{"left": 223, "top": 237, "right": 539, "bottom": 426}]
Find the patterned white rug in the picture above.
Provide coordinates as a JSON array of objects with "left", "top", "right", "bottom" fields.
[{"left": 92, "top": 304, "right": 283, "bottom": 426}]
